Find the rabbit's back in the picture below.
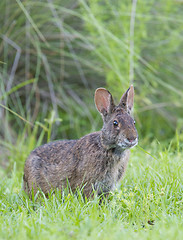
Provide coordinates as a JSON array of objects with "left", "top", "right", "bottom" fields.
[{"left": 23, "top": 139, "right": 78, "bottom": 196}]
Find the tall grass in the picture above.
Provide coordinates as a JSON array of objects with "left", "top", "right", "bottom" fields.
[
  {"left": 82, "top": 0, "right": 183, "bottom": 141},
  {"left": 0, "top": 0, "right": 102, "bottom": 145},
  {"left": 1, "top": 0, "right": 183, "bottom": 146},
  {"left": 1, "top": 0, "right": 183, "bottom": 170}
]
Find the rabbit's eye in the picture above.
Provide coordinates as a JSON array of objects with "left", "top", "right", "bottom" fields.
[
  {"left": 113, "top": 120, "right": 118, "bottom": 127},
  {"left": 134, "top": 120, "right": 136, "bottom": 125}
]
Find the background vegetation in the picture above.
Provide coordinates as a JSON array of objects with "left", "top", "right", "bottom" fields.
[{"left": 0, "top": 0, "right": 183, "bottom": 239}]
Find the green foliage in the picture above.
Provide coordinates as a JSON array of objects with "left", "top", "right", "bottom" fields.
[
  {"left": 0, "top": 0, "right": 101, "bottom": 142},
  {"left": 1, "top": 0, "right": 183, "bottom": 144},
  {"left": 82, "top": 0, "right": 183, "bottom": 141},
  {"left": 82, "top": 0, "right": 150, "bottom": 89}
]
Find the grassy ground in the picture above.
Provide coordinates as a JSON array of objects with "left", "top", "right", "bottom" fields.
[{"left": 0, "top": 137, "right": 183, "bottom": 240}]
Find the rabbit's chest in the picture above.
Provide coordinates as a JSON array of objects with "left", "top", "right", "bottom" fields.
[
  {"left": 94, "top": 149, "right": 130, "bottom": 193},
  {"left": 109, "top": 148, "right": 130, "bottom": 178}
]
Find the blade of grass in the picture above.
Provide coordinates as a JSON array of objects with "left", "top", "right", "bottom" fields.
[
  {"left": 137, "top": 145, "right": 158, "bottom": 161},
  {"left": 16, "top": 0, "right": 49, "bottom": 47},
  {"left": 0, "top": 78, "right": 36, "bottom": 101},
  {"left": 0, "top": 103, "right": 33, "bottom": 126}
]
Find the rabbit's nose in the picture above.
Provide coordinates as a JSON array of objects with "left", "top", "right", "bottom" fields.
[{"left": 127, "top": 137, "right": 136, "bottom": 142}]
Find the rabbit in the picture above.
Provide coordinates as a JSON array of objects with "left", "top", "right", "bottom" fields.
[{"left": 23, "top": 85, "right": 138, "bottom": 199}]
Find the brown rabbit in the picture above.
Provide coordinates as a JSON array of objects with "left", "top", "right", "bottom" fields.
[{"left": 23, "top": 85, "right": 138, "bottom": 198}]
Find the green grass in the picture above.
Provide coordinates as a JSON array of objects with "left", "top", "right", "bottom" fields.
[
  {"left": 1, "top": 0, "right": 183, "bottom": 143},
  {"left": 0, "top": 135, "right": 183, "bottom": 239}
]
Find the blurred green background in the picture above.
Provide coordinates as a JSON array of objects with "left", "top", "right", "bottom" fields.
[{"left": 1, "top": 0, "right": 183, "bottom": 167}]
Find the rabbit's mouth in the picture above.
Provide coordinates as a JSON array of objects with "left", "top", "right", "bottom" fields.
[{"left": 117, "top": 138, "right": 138, "bottom": 149}]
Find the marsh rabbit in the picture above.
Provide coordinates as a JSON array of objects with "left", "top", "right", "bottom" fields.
[{"left": 23, "top": 85, "right": 138, "bottom": 198}]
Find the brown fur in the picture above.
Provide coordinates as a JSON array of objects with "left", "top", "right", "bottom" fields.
[{"left": 23, "top": 86, "right": 138, "bottom": 198}]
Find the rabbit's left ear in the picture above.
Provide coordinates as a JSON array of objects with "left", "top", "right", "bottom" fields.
[
  {"left": 95, "top": 88, "right": 115, "bottom": 119},
  {"left": 119, "top": 85, "right": 134, "bottom": 114}
]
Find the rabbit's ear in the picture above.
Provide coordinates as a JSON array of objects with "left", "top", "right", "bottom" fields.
[
  {"left": 119, "top": 85, "right": 134, "bottom": 114},
  {"left": 95, "top": 88, "right": 115, "bottom": 118}
]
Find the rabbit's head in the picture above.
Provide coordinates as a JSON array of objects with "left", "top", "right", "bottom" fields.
[{"left": 95, "top": 85, "right": 138, "bottom": 150}]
